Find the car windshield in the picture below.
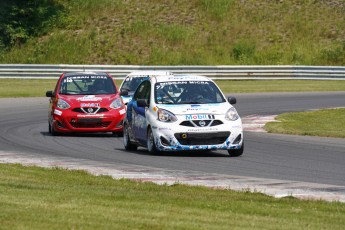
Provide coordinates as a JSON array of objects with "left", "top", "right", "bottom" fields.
[
  {"left": 155, "top": 81, "right": 226, "bottom": 104},
  {"left": 121, "top": 76, "right": 147, "bottom": 92},
  {"left": 59, "top": 75, "right": 116, "bottom": 95}
]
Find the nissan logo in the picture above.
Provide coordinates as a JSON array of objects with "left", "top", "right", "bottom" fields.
[{"left": 199, "top": 120, "right": 206, "bottom": 127}]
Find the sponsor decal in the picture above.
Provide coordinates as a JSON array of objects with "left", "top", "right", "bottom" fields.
[
  {"left": 156, "top": 81, "right": 187, "bottom": 89},
  {"left": 77, "top": 95, "right": 102, "bottom": 102},
  {"left": 119, "top": 108, "right": 126, "bottom": 115},
  {"left": 185, "top": 114, "right": 215, "bottom": 120},
  {"left": 64, "top": 75, "right": 107, "bottom": 82},
  {"left": 186, "top": 107, "right": 209, "bottom": 111},
  {"left": 188, "top": 81, "right": 209, "bottom": 85},
  {"left": 54, "top": 109, "right": 62, "bottom": 116},
  {"left": 77, "top": 114, "right": 103, "bottom": 118},
  {"left": 158, "top": 127, "right": 171, "bottom": 131},
  {"left": 81, "top": 103, "right": 100, "bottom": 107},
  {"left": 187, "top": 127, "right": 219, "bottom": 132}
]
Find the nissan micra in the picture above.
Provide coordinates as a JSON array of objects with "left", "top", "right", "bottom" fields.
[
  {"left": 123, "top": 74, "right": 244, "bottom": 156},
  {"left": 46, "top": 72, "right": 126, "bottom": 136}
]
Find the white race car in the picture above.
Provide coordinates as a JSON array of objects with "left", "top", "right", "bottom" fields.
[
  {"left": 123, "top": 74, "right": 244, "bottom": 156},
  {"left": 119, "top": 71, "right": 172, "bottom": 105}
]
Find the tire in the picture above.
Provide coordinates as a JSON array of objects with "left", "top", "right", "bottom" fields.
[
  {"left": 48, "top": 122, "right": 52, "bottom": 134},
  {"left": 147, "top": 127, "right": 159, "bottom": 154},
  {"left": 227, "top": 142, "right": 244, "bottom": 157},
  {"left": 123, "top": 124, "right": 137, "bottom": 151},
  {"left": 50, "top": 122, "right": 60, "bottom": 136}
]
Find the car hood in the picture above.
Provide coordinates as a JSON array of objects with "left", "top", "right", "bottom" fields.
[
  {"left": 59, "top": 94, "right": 119, "bottom": 107},
  {"left": 156, "top": 103, "right": 232, "bottom": 115}
]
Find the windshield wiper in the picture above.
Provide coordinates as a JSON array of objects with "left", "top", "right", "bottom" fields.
[{"left": 180, "top": 101, "right": 205, "bottom": 104}]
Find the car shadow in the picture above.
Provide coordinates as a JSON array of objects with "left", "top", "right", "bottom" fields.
[
  {"left": 40, "top": 132, "right": 121, "bottom": 138},
  {"left": 115, "top": 148, "right": 230, "bottom": 157}
]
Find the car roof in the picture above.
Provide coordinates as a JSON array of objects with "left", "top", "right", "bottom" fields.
[
  {"left": 126, "top": 71, "right": 172, "bottom": 77},
  {"left": 154, "top": 74, "right": 212, "bottom": 83},
  {"left": 63, "top": 72, "right": 109, "bottom": 77}
]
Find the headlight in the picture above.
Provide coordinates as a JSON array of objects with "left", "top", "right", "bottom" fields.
[
  {"left": 110, "top": 98, "right": 123, "bottom": 109},
  {"left": 57, "top": 99, "right": 70, "bottom": 110},
  {"left": 225, "top": 107, "right": 239, "bottom": 121},
  {"left": 157, "top": 109, "right": 177, "bottom": 122}
]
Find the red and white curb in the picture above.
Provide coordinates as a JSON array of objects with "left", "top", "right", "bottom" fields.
[
  {"left": 1, "top": 150, "right": 344, "bottom": 203},
  {"left": 242, "top": 114, "right": 278, "bottom": 132}
]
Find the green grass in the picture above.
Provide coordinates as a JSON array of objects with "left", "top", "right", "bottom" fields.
[
  {"left": 265, "top": 108, "right": 345, "bottom": 138},
  {"left": 0, "top": 0, "right": 344, "bottom": 65},
  {"left": 1, "top": 79, "right": 345, "bottom": 98},
  {"left": 0, "top": 163, "right": 344, "bottom": 229},
  {"left": 214, "top": 79, "right": 345, "bottom": 93}
]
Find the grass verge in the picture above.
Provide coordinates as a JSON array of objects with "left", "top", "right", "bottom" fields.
[
  {"left": 0, "top": 163, "right": 344, "bottom": 229},
  {"left": 265, "top": 108, "right": 345, "bottom": 138},
  {"left": 1, "top": 79, "right": 345, "bottom": 98}
]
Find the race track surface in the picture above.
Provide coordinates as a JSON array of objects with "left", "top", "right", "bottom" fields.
[{"left": 1, "top": 92, "right": 345, "bottom": 201}]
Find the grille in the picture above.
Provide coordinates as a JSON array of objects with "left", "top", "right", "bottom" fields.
[
  {"left": 179, "top": 120, "right": 223, "bottom": 127},
  {"left": 174, "top": 131, "right": 230, "bottom": 145},
  {"left": 70, "top": 118, "right": 111, "bottom": 128},
  {"left": 72, "top": 108, "right": 109, "bottom": 114}
]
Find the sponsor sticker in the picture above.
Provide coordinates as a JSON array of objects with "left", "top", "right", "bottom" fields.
[
  {"left": 54, "top": 109, "right": 62, "bottom": 116},
  {"left": 77, "top": 95, "right": 102, "bottom": 102},
  {"left": 81, "top": 103, "right": 100, "bottom": 107},
  {"left": 185, "top": 114, "right": 215, "bottom": 120},
  {"left": 77, "top": 114, "right": 103, "bottom": 118},
  {"left": 158, "top": 127, "right": 171, "bottom": 131},
  {"left": 187, "top": 127, "right": 218, "bottom": 132},
  {"left": 119, "top": 108, "right": 126, "bottom": 115}
]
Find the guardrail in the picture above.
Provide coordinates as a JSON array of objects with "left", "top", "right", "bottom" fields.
[{"left": 0, "top": 64, "right": 345, "bottom": 80}]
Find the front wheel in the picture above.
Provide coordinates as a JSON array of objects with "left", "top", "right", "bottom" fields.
[
  {"left": 227, "top": 142, "right": 244, "bottom": 157},
  {"left": 147, "top": 127, "right": 159, "bottom": 154},
  {"left": 123, "top": 124, "right": 137, "bottom": 151},
  {"left": 49, "top": 122, "right": 60, "bottom": 136}
]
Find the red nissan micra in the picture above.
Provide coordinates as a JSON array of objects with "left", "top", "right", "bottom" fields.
[{"left": 46, "top": 72, "right": 126, "bottom": 136}]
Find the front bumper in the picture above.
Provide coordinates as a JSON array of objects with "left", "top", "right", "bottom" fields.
[
  {"left": 52, "top": 108, "right": 125, "bottom": 133},
  {"left": 151, "top": 120, "right": 243, "bottom": 151}
]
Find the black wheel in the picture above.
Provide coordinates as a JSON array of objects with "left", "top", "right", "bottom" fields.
[
  {"left": 48, "top": 122, "right": 52, "bottom": 133},
  {"left": 147, "top": 127, "right": 159, "bottom": 154},
  {"left": 50, "top": 122, "right": 60, "bottom": 136},
  {"left": 227, "top": 142, "right": 244, "bottom": 157},
  {"left": 123, "top": 124, "right": 137, "bottom": 151}
]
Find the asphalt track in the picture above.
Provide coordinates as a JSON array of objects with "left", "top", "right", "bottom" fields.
[{"left": 1, "top": 92, "right": 345, "bottom": 200}]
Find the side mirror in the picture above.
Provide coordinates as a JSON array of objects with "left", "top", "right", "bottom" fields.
[
  {"left": 137, "top": 99, "right": 148, "bottom": 107},
  {"left": 120, "top": 89, "right": 128, "bottom": 96},
  {"left": 228, "top": 97, "right": 237, "bottom": 105},
  {"left": 46, "top": 91, "right": 55, "bottom": 97}
]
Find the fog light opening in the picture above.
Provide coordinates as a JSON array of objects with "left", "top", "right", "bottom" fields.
[
  {"left": 116, "top": 120, "right": 123, "bottom": 128},
  {"left": 233, "top": 134, "right": 242, "bottom": 144},
  {"left": 56, "top": 120, "right": 64, "bottom": 128},
  {"left": 160, "top": 137, "right": 170, "bottom": 146}
]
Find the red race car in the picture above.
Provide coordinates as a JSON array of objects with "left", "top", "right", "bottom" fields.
[{"left": 46, "top": 72, "right": 126, "bottom": 136}]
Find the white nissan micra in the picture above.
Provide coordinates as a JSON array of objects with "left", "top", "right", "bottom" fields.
[{"left": 123, "top": 74, "right": 244, "bottom": 156}]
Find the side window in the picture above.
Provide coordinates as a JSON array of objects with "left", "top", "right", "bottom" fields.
[{"left": 133, "top": 81, "right": 150, "bottom": 100}]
